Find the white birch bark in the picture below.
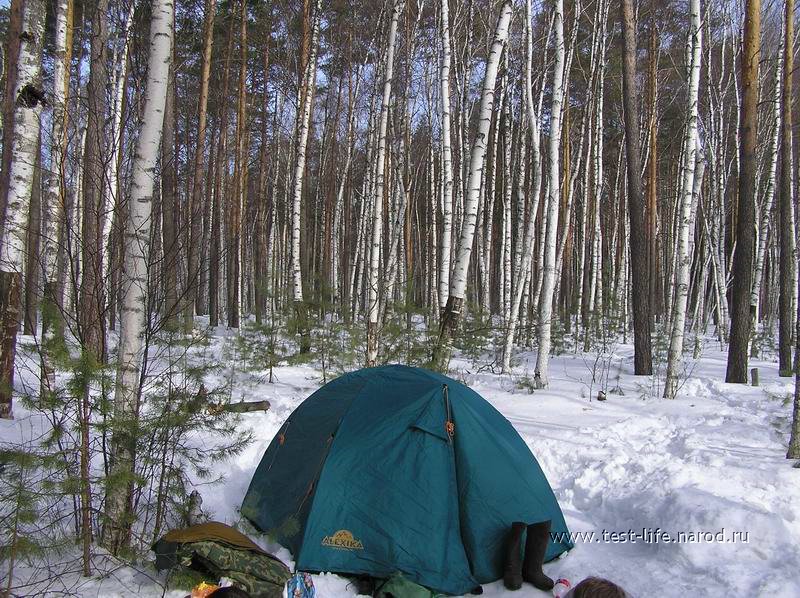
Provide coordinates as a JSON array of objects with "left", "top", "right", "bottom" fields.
[
  {"left": 290, "top": 0, "right": 321, "bottom": 305},
  {"left": 589, "top": 35, "right": 606, "bottom": 319},
  {"left": 0, "top": 0, "right": 46, "bottom": 420},
  {"left": 500, "top": 0, "right": 543, "bottom": 373},
  {"left": 751, "top": 39, "right": 783, "bottom": 320},
  {"left": 366, "top": 0, "right": 404, "bottom": 366},
  {"left": 534, "top": 0, "right": 566, "bottom": 387},
  {"left": 448, "top": 0, "right": 512, "bottom": 304},
  {"left": 664, "top": 0, "right": 702, "bottom": 400},
  {"left": 106, "top": 0, "right": 173, "bottom": 536},
  {"left": 430, "top": 0, "right": 512, "bottom": 369},
  {"left": 481, "top": 89, "right": 502, "bottom": 315},
  {"left": 103, "top": 3, "right": 136, "bottom": 281},
  {"left": 438, "top": 0, "right": 454, "bottom": 312},
  {"left": 42, "top": 0, "right": 72, "bottom": 284},
  {"left": 500, "top": 92, "right": 512, "bottom": 324},
  {"left": 0, "top": 0, "right": 46, "bottom": 272},
  {"left": 331, "top": 59, "right": 369, "bottom": 303}
]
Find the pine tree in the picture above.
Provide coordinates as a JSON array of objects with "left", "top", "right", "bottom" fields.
[{"left": 726, "top": 0, "right": 760, "bottom": 383}]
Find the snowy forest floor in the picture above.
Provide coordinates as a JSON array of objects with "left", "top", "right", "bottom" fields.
[{"left": 3, "top": 329, "right": 800, "bottom": 597}]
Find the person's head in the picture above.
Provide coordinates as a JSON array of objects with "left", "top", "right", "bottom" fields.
[{"left": 567, "top": 577, "right": 628, "bottom": 598}]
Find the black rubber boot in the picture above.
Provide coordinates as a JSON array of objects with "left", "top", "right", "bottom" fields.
[
  {"left": 503, "top": 521, "right": 527, "bottom": 590},
  {"left": 522, "top": 520, "right": 555, "bottom": 590}
]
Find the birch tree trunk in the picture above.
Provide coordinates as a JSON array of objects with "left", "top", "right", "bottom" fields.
[
  {"left": 664, "top": 0, "right": 702, "bottom": 400},
  {"left": 290, "top": 0, "right": 321, "bottom": 353},
  {"left": 0, "top": 0, "right": 46, "bottom": 419},
  {"left": 501, "top": 0, "right": 542, "bottom": 373},
  {"left": 778, "top": 0, "right": 795, "bottom": 377},
  {"left": 726, "top": 0, "right": 760, "bottom": 383},
  {"left": 438, "top": 0, "right": 454, "bottom": 313},
  {"left": 366, "top": 0, "right": 405, "bottom": 366},
  {"left": 103, "top": 0, "right": 173, "bottom": 554},
  {"left": 534, "top": 0, "right": 566, "bottom": 387},
  {"left": 40, "top": 0, "right": 73, "bottom": 396},
  {"left": 103, "top": 4, "right": 135, "bottom": 288},
  {"left": 751, "top": 40, "right": 783, "bottom": 334},
  {"left": 432, "top": 0, "right": 512, "bottom": 370},
  {"left": 0, "top": 0, "right": 23, "bottom": 232}
]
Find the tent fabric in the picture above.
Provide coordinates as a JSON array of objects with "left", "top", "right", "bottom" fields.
[{"left": 241, "top": 365, "right": 572, "bottom": 595}]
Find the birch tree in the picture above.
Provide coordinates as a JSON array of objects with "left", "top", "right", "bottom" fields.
[
  {"left": 534, "top": 0, "right": 566, "bottom": 387},
  {"left": 290, "top": 0, "right": 321, "bottom": 353},
  {"left": 751, "top": 38, "right": 783, "bottom": 335},
  {"left": 0, "top": 0, "right": 46, "bottom": 419},
  {"left": 39, "top": 0, "right": 73, "bottom": 395},
  {"left": 438, "top": 0, "right": 454, "bottom": 313},
  {"left": 431, "top": 0, "right": 513, "bottom": 370},
  {"left": 366, "top": 0, "right": 405, "bottom": 366},
  {"left": 664, "top": 0, "right": 702, "bottom": 400},
  {"left": 104, "top": 0, "right": 174, "bottom": 554},
  {"left": 501, "top": 0, "right": 542, "bottom": 373}
]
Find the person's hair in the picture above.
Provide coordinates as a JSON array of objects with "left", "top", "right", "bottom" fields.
[
  {"left": 208, "top": 587, "right": 252, "bottom": 598},
  {"left": 571, "top": 577, "right": 628, "bottom": 598}
]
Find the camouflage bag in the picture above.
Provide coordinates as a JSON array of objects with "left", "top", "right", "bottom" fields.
[{"left": 153, "top": 522, "right": 291, "bottom": 598}]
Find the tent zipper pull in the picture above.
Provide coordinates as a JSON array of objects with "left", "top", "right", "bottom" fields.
[{"left": 443, "top": 384, "right": 454, "bottom": 442}]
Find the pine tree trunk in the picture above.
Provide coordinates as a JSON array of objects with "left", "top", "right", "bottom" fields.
[
  {"left": 208, "top": 12, "right": 236, "bottom": 328},
  {"left": 185, "top": 0, "right": 216, "bottom": 331},
  {"left": 726, "top": 0, "right": 760, "bottom": 383},
  {"left": 778, "top": 0, "right": 795, "bottom": 376},
  {"left": 228, "top": 0, "right": 248, "bottom": 329},
  {"left": 80, "top": 0, "right": 110, "bottom": 361},
  {"left": 103, "top": 0, "right": 173, "bottom": 554},
  {"left": 0, "top": 0, "right": 46, "bottom": 419},
  {"left": 620, "top": 0, "right": 653, "bottom": 376},
  {"left": 161, "top": 54, "right": 179, "bottom": 330}
]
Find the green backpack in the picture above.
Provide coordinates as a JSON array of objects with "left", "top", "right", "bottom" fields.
[{"left": 374, "top": 573, "right": 446, "bottom": 598}]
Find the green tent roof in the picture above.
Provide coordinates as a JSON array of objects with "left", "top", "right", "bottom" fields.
[{"left": 242, "top": 365, "right": 572, "bottom": 595}]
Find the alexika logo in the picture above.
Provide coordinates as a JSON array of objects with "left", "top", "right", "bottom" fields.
[{"left": 322, "top": 529, "right": 364, "bottom": 550}]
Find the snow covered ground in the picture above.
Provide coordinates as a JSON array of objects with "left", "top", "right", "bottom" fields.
[{"left": 4, "top": 333, "right": 799, "bottom": 597}]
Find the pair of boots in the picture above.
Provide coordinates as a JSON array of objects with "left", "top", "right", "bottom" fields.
[{"left": 503, "top": 520, "right": 554, "bottom": 591}]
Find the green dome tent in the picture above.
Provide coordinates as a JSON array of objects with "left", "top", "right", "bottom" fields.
[{"left": 241, "top": 365, "right": 572, "bottom": 595}]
